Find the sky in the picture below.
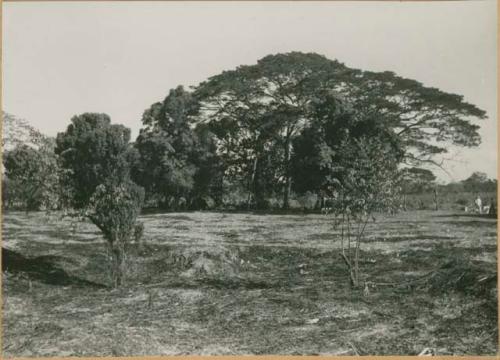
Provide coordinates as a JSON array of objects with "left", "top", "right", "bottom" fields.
[{"left": 3, "top": 1, "right": 497, "bottom": 182}]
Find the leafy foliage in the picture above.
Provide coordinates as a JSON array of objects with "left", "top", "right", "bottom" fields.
[
  {"left": 291, "top": 93, "right": 402, "bottom": 198},
  {"left": 55, "top": 112, "right": 145, "bottom": 287},
  {"left": 190, "top": 124, "right": 225, "bottom": 208},
  {"left": 461, "top": 172, "right": 497, "bottom": 193},
  {"left": 55, "top": 113, "right": 133, "bottom": 209},
  {"left": 193, "top": 52, "right": 485, "bottom": 208},
  {"left": 134, "top": 128, "right": 197, "bottom": 208},
  {"left": 194, "top": 53, "right": 337, "bottom": 208},
  {"left": 400, "top": 167, "right": 437, "bottom": 195},
  {"left": 2, "top": 112, "right": 49, "bottom": 152},
  {"left": 3, "top": 143, "right": 60, "bottom": 211},
  {"left": 327, "top": 136, "right": 403, "bottom": 287},
  {"left": 86, "top": 179, "right": 145, "bottom": 287},
  {"left": 134, "top": 86, "right": 223, "bottom": 209},
  {"left": 86, "top": 180, "right": 145, "bottom": 244},
  {"left": 6, "top": 52, "right": 488, "bottom": 213},
  {"left": 329, "top": 136, "right": 403, "bottom": 217}
]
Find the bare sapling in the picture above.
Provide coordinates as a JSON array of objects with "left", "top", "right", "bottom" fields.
[{"left": 328, "top": 136, "right": 402, "bottom": 288}]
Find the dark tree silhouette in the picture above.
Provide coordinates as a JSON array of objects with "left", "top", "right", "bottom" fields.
[{"left": 194, "top": 52, "right": 485, "bottom": 209}]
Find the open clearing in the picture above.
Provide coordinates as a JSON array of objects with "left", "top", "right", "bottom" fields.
[{"left": 2, "top": 210, "right": 498, "bottom": 356}]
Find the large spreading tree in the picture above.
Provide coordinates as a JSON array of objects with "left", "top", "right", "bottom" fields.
[{"left": 193, "top": 52, "right": 485, "bottom": 209}]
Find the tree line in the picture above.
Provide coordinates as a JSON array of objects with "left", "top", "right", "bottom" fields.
[{"left": 3, "top": 52, "right": 488, "bottom": 213}]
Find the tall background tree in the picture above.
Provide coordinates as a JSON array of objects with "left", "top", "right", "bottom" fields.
[
  {"left": 193, "top": 52, "right": 486, "bottom": 209},
  {"left": 133, "top": 86, "right": 223, "bottom": 209}
]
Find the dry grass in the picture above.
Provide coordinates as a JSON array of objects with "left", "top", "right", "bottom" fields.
[{"left": 2, "top": 210, "right": 497, "bottom": 356}]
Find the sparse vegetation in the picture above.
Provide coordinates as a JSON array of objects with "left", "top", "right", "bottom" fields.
[
  {"left": 2, "top": 210, "right": 497, "bottom": 356},
  {"left": 328, "top": 136, "right": 402, "bottom": 287}
]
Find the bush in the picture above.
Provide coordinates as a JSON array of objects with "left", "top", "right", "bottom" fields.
[
  {"left": 87, "top": 180, "right": 145, "bottom": 287},
  {"left": 296, "top": 192, "right": 318, "bottom": 210},
  {"left": 3, "top": 144, "right": 61, "bottom": 211}
]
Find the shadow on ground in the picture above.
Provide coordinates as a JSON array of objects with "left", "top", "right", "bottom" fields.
[
  {"left": 441, "top": 221, "right": 498, "bottom": 229},
  {"left": 2, "top": 248, "right": 106, "bottom": 288},
  {"left": 434, "top": 213, "right": 497, "bottom": 220}
]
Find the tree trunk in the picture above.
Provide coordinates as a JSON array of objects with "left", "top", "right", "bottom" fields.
[
  {"left": 315, "top": 192, "right": 322, "bottom": 210},
  {"left": 111, "top": 243, "right": 126, "bottom": 288},
  {"left": 282, "top": 134, "right": 292, "bottom": 210},
  {"left": 353, "top": 215, "right": 370, "bottom": 287},
  {"left": 433, "top": 188, "right": 439, "bottom": 211},
  {"left": 247, "top": 157, "right": 259, "bottom": 209}
]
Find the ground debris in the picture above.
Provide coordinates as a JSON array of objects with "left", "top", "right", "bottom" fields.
[
  {"left": 418, "top": 347, "right": 436, "bottom": 356},
  {"left": 421, "top": 258, "right": 497, "bottom": 298},
  {"left": 2, "top": 210, "right": 498, "bottom": 356}
]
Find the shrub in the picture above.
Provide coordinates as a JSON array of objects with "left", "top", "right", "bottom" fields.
[
  {"left": 296, "top": 191, "right": 317, "bottom": 210},
  {"left": 87, "top": 180, "right": 145, "bottom": 287},
  {"left": 3, "top": 143, "right": 61, "bottom": 211}
]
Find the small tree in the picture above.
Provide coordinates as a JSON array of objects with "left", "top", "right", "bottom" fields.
[
  {"left": 55, "top": 113, "right": 132, "bottom": 209},
  {"left": 56, "top": 113, "right": 145, "bottom": 287},
  {"left": 86, "top": 180, "right": 144, "bottom": 287},
  {"left": 329, "top": 136, "right": 402, "bottom": 287}
]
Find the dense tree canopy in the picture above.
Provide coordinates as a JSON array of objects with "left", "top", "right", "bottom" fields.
[
  {"left": 86, "top": 179, "right": 145, "bottom": 287},
  {"left": 3, "top": 53, "right": 488, "bottom": 213},
  {"left": 192, "top": 52, "right": 486, "bottom": 209},
  {"left": 133, "top": 86, "right": 213, "bottom": 209},
  {"left": 55, "top": 113, "right": 133, "bottom": 208},
  {"left": 461, "top": 172, "right": 497, "bottom": 193},
  {"left": 400, "top": 167, "right": 437, "bottom": 194},
  {"left": 292, "top": 91, "right": 403, "bottom": 199},
  {"left": 3, "top": 142, "right": 60, "bottom": 210},
  {"left": 8, "top": 52, "right": 485, "bottom": 214}
]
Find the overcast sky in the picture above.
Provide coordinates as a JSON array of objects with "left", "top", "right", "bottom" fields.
[{"left": 3, "top": 1, "right": 497, "bottom": 182}]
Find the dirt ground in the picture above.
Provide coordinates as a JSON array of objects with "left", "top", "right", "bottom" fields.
[{"left": 2, "top": 210, "right": 498, "bottom": 356}]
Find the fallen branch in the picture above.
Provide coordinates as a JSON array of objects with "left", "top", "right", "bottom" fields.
[
  {"left": 340, "top": 251, "right": 352, "bottom": 268},
  {"left": 347, "top": 341, "right": 362, "bottom": 356},
  {"left": 371, "top": 269, "right": 437, "bottom": 288}
]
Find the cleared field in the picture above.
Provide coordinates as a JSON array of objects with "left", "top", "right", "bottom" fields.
[{"left": 2, "top": 210, "right": 498, "bottom": 356}]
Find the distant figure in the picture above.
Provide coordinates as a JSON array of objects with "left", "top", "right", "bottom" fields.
[
  {"left": 488, "top": 198, "right": 496, "bottom": 217},
  {"left": 321, "top": 207, "right": 332, "bottom": 216},
  {"left": 474, "top": 195, "right": 483, "bottom": 214}
]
